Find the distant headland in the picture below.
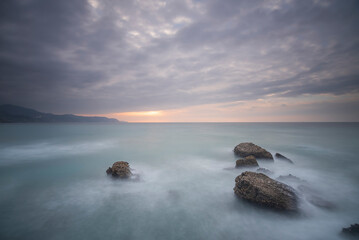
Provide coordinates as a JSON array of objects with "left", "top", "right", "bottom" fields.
[{"left": 0, "top": 104, "right": 125, "bottom": 123}]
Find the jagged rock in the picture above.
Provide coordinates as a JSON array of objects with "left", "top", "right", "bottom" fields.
[
  {"left": 235, "top": 155, "right": 259, "bottom": 168},
  {"left": 106, "top": 161, "right": 132, "bottom": 178},
  {"left": 298, "top": 185, "right": 335, "bottom": 209},
  {"left": 342, "top": 223, "right": 359, "bottom": 236},
  {"left": 256, "top": 168, "right": 273, "bottom": 175},
  {"left": 234, "top": 142, "right": 273, "bottom": 159},
  {"left": 234, "top": 171, "right": 298, "bottom": 211},
  {"left": 275, "top": 153, "right": 294, "bottom": 164}
]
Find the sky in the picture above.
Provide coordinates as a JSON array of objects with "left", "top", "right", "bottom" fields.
[{"left": 0, "top": 0, "right": 359, "bottom": 122}]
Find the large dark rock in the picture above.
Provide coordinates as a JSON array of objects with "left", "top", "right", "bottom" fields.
[
  {"left": 234, "top": 171, "right": 298, "bottom": 211},
  {"left": 106, "top": 161, "right": 132, "bottom": 178},
  {"left": 234, "top": 142, "right": 273, "bottom": 159},
  {"left": 342, "top": 223, "right": 359, "bottom": 236},
  {"left": 235, "top": 155, "right": 259, "bottom": 168},
  {"left": 275, "top": 153, "right": 294, "bottom": 164}
]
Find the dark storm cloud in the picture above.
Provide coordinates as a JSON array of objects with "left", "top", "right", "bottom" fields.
[{"left": 0, "top": 0, "right": 358, "bottom": 114}]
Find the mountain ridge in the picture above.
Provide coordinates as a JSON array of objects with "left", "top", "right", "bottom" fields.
[{"left": 0, "top": 104, "right": 125, "bottom": 123}]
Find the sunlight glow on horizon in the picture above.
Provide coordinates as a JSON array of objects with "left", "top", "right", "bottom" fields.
[
  {"left": 115, "top": 111, "right": 163, "bottom": 116},
  {"left": 77, "top": 93, "right": 359, "bottom": 123}
]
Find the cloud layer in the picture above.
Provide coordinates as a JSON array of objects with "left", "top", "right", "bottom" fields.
[{"left": 0, "top": 0, "right": 358, "bottom": 120}]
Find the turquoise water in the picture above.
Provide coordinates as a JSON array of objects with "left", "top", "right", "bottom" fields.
[{"left": 0, "top": 123, "right": 359, "bottom": 240}]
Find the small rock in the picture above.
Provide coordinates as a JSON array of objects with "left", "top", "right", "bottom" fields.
[
  {"left": 256, "top": 168, "right": 273, "bottom": 175},
  {"left": 106, "top": 161, "right": 132, "bottom": 178},
  {"left": 234, "top": 142, "right": 273, "bottom": 159},
  {"left": 234, "top": 171, "right": 298, "bottom": 211},
  {"left": 342, "top": 223, "right": 359, "bottom": 236},
  {"left": 235, "top": 155, "right": 259, "bottom": 168},
  {"left": 277, "top": 174, "right": 304, "bottom": 183},
  {"left": 275, "top": 153, "right": 294, "bottom": 164}
]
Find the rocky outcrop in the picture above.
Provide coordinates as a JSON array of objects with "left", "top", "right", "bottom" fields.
[
  {"left": 256, "top": 168, "right": 273, "bottom": 175},
  {"left": 106, "top": 161, "right": 132, "bottom": 178},
  {"left": 275, "top": 153, "right": 294, "bottom": 164},
  {"left": 235, "top": 155, "right": 259, "bottom": 168},
  {"left": 234, "top": 142, "right": 273, "bottom": 159},
  {"left": 342, "top": 223, "right": 359, "bottom": 236},
  {"left": 234, "top": 171, "right": 298, "bottom": 211}
]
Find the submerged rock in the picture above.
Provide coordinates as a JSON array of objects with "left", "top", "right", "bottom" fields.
[
  {"left": 234, "top": 142, "right": 273, "bottom": 159},
  {"left": 297, "top": 185, "right": 335, "bottom": 209},
  {"left": 306, "top": 195, "right": 335, "bottom": 210},
  {"left": 256, "top": 167, "right": 273, "bottom": 175},
  {"left": 235, "top": 155, "right": 259, "bottom": 168},
  {"left": 277, "top": 174, "right": 304, "bottom": 184},
  {"left": 342, "top": 223, "right": 359, "bottom": 236},
  {"left": 106, "top": 161, "right": 132, "bottom": 178},
  {"left": 234, "top": 171, "right": 298, "bottom": 211},
  {"left": 275, "top": 153, "right": 294, "bottom": 164}
]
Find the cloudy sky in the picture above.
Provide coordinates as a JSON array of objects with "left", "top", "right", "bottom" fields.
[{"left": 0, "top": 0, "right": 359, "bottom": 122}]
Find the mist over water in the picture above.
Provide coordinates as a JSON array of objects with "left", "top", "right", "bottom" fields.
[{"left": 0, "top": 123, "right": 358, "bottom": 240}]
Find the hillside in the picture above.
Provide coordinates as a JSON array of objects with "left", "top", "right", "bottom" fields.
[{"left": 0, "top": 104, "right": 124, "bottom": 123}]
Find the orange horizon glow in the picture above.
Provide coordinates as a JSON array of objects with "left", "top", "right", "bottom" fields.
[
  {"left": 77, "top": 93, "right": 359, "bottom": 123},
  {"left": 115, "top": 111, "right": 163, "bottom": 116}
]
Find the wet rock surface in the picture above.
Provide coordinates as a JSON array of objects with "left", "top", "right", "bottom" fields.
[
  {"left": 235, "top": 155, "right": 259, "bottom": 168},
  {"left": 234, "top": 171, "right": 298, "bottom": 211},
  {"left": 106, "top": 161, "right": 132, "bottom": 178},
  {"left": 234, "top": 142, "right": 273, "bottom": 159},
  {"left": 275, "top": 153, "right": 294, "bottom": 164}
]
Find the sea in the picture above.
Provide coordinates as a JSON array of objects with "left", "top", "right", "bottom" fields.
[{"left": 0, "top": 123, "right": 358, "bottom": 240}]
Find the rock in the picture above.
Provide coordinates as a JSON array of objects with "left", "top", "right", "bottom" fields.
[
  {"left": 235, "top": 155, "right": 259, "bottom": 168},
  {"left": 234, "top": 171, "right": 298, "bottom": 211},
  {"left": 256, "top": 168, "right": 273, "bottom": 175},
  {"left": 297, "top": 184, "right": 317, "bottom": 195},
  {"left": 277, "top": 174, "right": 304, "bottom": 183},
  {"left": 234, "top": 142, "right": 273, "bottom": 159},
  {"left": 306, "top": 195, "right": 335, "bottom": 209},
  {"left": 275, "top": 153, "right": 294, "bottom": 164},
  {"left": 342, "top": 223, "right": 359, "bottom": 236},
  {"left": 297, "top": 185, "right": 335, "bottom": 209},
  {"left": 106, "top": 161, "right": 132, "bottom": 178}
]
